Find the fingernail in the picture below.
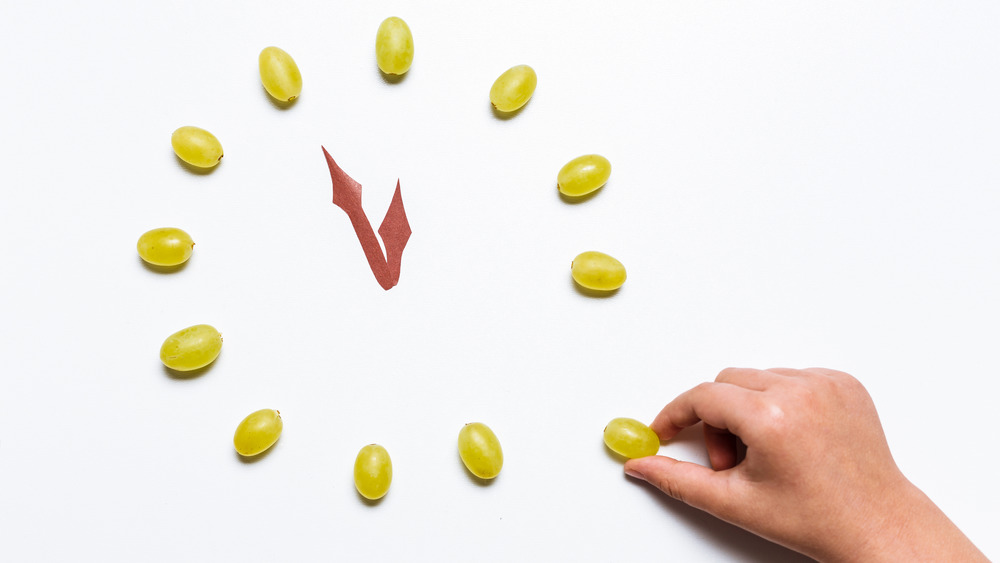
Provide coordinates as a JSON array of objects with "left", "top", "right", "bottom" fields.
[{"left": 624, "top": 466, "right": 645, "bottom": 481}]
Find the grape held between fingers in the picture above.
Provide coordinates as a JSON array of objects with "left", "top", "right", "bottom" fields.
[{"left": 604, "top": 417, "right": 659, "bottom": 459}]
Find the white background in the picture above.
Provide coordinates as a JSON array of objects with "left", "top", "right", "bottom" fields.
[{"left": 1, "top": 1, "right": 998, "bottom": 561}]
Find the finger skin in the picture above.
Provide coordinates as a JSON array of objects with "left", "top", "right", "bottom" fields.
[
  {"left": 648, "top": 382, "right": 760, "bottom": 442},
  {"left": 625, "top": 455, "right": 741, "bottom": 517},
  {"left": 626, "top": 367, "right": 989, "bottom": 562},
  {"left": 714, "top": 367, "right": 783, "bottom": 391},
  {"left": 703, "top": 424, "right": 739, "bottom": 470},
  {"left": 802, "top": 367, "right": 850, "bottom": 378}
]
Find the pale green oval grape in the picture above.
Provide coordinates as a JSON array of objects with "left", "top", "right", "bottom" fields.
[
  {"left": 458, "top": 422, "right": 503, "bottom": 479},
  {"left": 354, "top": 444, "right": 392, "bottom": 500},
  {"left": 159, "top": 324, "right": 222, "bottom": 371},
  {"left": 571, "top": 251, "right": 627, "bottom": 291},
  {"left": 234, "top": 409, "right": 283, "bottom": 457},
  {"left": 375, "top": 17, "right": 414, "bottom": 75},
  {"left": 603, "top": 417, "right": 659, "bottom": 459},
  {"left": 259, "top": 46, "right": 302, "bottom": 102},
  {"left": 489, "top": 65, "right": 537, "bottom": 112},
  {"left": 136, "top": 227, "right": 194, "bottom": 267},
  {"left": 171, "top": 126, "right": 223, "bottom": 168},
  {"left": 558, "top": 155, "right": 612, "bottom": 197}
]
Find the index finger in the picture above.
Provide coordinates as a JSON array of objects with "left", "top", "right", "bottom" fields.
[{"left": 649, "top": 382, "right": 760, "bottom": 441}]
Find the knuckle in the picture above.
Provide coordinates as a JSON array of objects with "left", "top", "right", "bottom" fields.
[
  {"left": 750, "top": 398, "right": 789, "bottom": 436},
  {"left": 838, "top": 372, "right": 865, "bottom": 392},
  {"left": 715, "top": 367, "right": 739, "bottom": 382},
  {"left": 716, "top": 367, "right": 752, "bottom": 382},
  {"left": 694, "top": 381, "right": 715, "bottom": 393},
  {"left": 761, "top": 402, "right": 788, "bottom": 428}
]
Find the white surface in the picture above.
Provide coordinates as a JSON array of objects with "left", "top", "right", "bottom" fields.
[{"left": 1, "top": 1, "right": 998, "bottom": 561}]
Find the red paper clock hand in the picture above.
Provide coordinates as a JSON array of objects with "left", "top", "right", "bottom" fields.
[{"left": 322, "top": 146, "right": 411, "bottom": 290}]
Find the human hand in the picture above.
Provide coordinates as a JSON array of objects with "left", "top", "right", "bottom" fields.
[{"left": 624, "top": 368, "right": 987, "bottom": 562}]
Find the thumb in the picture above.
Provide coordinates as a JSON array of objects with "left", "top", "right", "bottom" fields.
[{"left": 625, "top": 455, "right": 740, "bottom": 518}]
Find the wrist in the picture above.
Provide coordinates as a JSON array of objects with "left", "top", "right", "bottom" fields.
[{"left": 830, "top": 478, "right": 986, "bottom": 562}]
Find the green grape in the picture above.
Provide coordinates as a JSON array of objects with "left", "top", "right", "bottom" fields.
[
  {"left": 458, "top": 422, "right": 503, "bottom": 479},
  {"left": 171, "top": 126, "right": 223, "bottom": 168},
  {"left": 159, "top": 324, "right": 222, "bottom": 371},
  {"left": 558, "top": 155, "right": 612, "bottom": 197},
  {"left": 354, "top": 444, "right": 392, "bottom": 500},
  {"left": 259, "top": 46, "right": 302, "bottom": 102},
  {"left": 136, "top": 227, "right": 194, "bottom": 267},
  {"left": 234, "top": 409, "right": 283, "bottom": 457},
  {"left": 603, "top": 417, "right": 659, "bottom": 459},
  {"left": 489, "top": 65, "right": 536, "bottom": 112},
  {"left": 375, "top": 17, "right": 414, "bottom": 75},
  {"left": 571, "top": 251, "right": 627, "bottom": 291}
]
